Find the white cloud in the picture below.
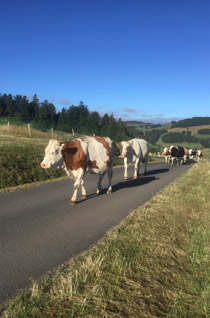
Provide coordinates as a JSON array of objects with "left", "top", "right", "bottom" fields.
[
  {"left": 57, "top": 98, "right": 72, "bottom": 106},
  {"left": 121, "top": 107, "right": 141, "bottom": 113}
]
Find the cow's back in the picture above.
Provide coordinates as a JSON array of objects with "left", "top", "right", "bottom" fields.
[
  {"left": 171, "top": 146, "right": 184, "bottom": 157},
  {"left": 130, "top": 138, "right": 148, "bottom": 160},
  {"left": 80, "top": 136, "right": 115, "bottom": 174}
]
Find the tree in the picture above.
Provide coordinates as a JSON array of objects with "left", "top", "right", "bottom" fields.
[
  {"left": 29, "top": 94, "right": 40, "bottom": 120},
  {"left": 4, "top": 94, "right": 16, "bottom": 116},
  {"left": 37, "top": 100, "right": 57, "bottom": 129},
  {"left": 87, "top": 111, "right": 100, "bottom": 135},
  {"left": 14, "top": 95, "right": 30, "bottom": 121},
  {"left": 0, "top": 94, "right": 6, "bottom": 116},
  {"left": 101, "top": 114, "right": 110, "bottom": 136}
]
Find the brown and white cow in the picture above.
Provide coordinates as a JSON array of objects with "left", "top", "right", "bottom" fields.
[
  {"left": 196, "top": 150, "right": 203, "bottom": 162},
  {"left": 189, "top": 149, "right": 196, "bottom": 160},
  {"left": 163, "top": 146, "right": 171, "bottom": 164},
  {"left": 118, "top": 138, "right": 148, "bottom": 179},
  {"left": 183, "top": 148, "right": 190, "bottom": 163},
  {"left": 40, "top": 136, "right": 116, "bottom": 205},
  {"left": 163, "top": 145, "right": 185, "bottom": 165}
]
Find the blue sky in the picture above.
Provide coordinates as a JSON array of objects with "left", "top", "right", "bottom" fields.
[{"left": 1, "top": 0, "right": 210, "bottom": 123}]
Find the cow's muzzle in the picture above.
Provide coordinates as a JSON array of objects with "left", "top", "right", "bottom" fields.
[{"left": 40, "top": 162, "right": 47, "bottom": 169}]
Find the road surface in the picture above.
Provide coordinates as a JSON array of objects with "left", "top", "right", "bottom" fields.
[{"left": 0, "top": 161, "right": 194, "bottom": 305}]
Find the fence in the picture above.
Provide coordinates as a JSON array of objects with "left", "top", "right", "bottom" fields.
[{"left": 0, "top": 122, "right": 75, "bottom": 140}]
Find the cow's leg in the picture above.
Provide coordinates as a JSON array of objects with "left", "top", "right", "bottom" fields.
[
  {"left": 107, "top": 169, "right": 113, "bottom": 194},
  {"left": 134, "top": 158, "right": 140, "bottom": 179},
  {"left": 124, "top": 157, "right": 128, "bottom": 179},
  {"left": 96, "top": 174, "right": 105, "bottom": 194},
  {"left": 70, "top": 170, "right": 84, "bottom": 205},
  {"left": 81, "top": 179, "right": 87, "bottom": 199},
  {"left": 144, "top": 159, "right": 148, "bottom": 175}
]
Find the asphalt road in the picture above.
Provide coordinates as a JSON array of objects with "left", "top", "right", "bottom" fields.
[{"left": 0, "top": 161, "right": 195, "bottom": 305}]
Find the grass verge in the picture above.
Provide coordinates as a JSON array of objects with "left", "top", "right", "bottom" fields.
[{"left": 1, "top": 162, "right": 210, "bottom": 317}]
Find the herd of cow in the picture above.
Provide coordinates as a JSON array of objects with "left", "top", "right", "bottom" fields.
[
  {"left": 40, "top": 136, "right": 203, "bottom": 205},
  {"left": 159, "top": 146, "right": 203, "bottom": 166}
]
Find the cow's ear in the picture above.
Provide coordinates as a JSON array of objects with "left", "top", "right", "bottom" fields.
[
  {"left": 64, "top": 147, "right": 78, "bottom": 155},
  {"left": 60, "top": 142, "right": 66, "bottom": 150},
  {"left": 61, "top": 142, "right": 77, "bottom": 154}
]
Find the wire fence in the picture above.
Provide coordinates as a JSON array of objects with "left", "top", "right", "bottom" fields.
[{"left": 0, "top": 121, "right": 75, "bottom": 141}]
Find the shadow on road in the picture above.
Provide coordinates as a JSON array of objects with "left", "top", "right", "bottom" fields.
[
  {"left": 147, "top": 168, "right": 169, "bottom": 175},
  {"left": 112, "top": 175, "right": 157, "bottom": 192},
  {"left": 76, "top": 167, "right": 174, "bottom": 205},
  {"left": 76, "top": 176, "right": 158, "bottom": 205}
]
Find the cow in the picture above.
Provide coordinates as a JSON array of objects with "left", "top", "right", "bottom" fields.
[
  {"left": 189, "top": 149, "right": 196, "bottom": 160},
  {"left": 163, "top": 146, "right": 171, "bottom": 164},
  {"left": 183, "top": 148, "right": 190, "bottom": 163},
  {"left": 170, "top": 146, "right": 185, "bottom": 166},
  {"left": 196, "top": 150, "right": 203, "bottom": 162},
  {"left": 118, "top": 138, "right": 148, "bottom": 179},
  {"left": 40, "top": 136, "right": 116, "bottom": 205}
]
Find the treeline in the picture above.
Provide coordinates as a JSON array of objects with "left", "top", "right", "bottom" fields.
[
  {"left": 171, "top": 117, "right": 210, "bottom": 128},
  {"left": 198, "top": 128, "right": 210, "bottom": 135},
  {"left": 144, "top": 129, "right": 167, "bottom": 144},
  {"left": 0, "top": 93, "right": 130, "bottom": 141},
  {"left": 162, "top": 132, "right": 210, "bottom": 148},
  {"left": 127, "top": 126, "right": 167, "bottom": 144}
]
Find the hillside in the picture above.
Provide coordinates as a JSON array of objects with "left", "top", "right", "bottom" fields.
[{"left": 126, "top": 118, "right": 210, "bottom": 150}]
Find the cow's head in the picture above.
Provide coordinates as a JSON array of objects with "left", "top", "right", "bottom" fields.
[
  {"left": 197, "top": 150, "right": 203, "bottom": 157},
  {"left": 118, "top": 141, "right": 130, "bottom": 159},
  {"left": 40, "top": 139, "right": 64, "bottom": 169},
  {"left": 163, "top": 147, "right": 170, "bottom": 156},
  {"left": 189, "top": 149, "right": 197, "bottom": 156}
]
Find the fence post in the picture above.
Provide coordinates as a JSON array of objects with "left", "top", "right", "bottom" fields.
[
  {"left": 72, "top": 129, "right": 74, "bottom": 136},
  {"left": 7, "top": 121, "right": 10, "bottom": 133},
  {"left": 28, "top": 123, "right": 31, "bottom": 137},
  {"left": 51, "top": 128, "right": 54, "bottom": 139}
]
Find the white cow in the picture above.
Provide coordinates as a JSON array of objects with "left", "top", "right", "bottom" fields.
[{"left": 119, "top": 138, "right": 148, "bottom": 179}]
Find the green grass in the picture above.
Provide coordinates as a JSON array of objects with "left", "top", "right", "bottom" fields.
[
  {"left": 1, "top": 162, "right": 210, "bottom": 317},
  {"left": 0, "top": 136, "right": 66, "bottom": 190},
  {"left": 156, "top": 137, "right": 204, "bottom": 151},
  {"left": 194, "top": 133, "right": 210, "bottom": 140}
]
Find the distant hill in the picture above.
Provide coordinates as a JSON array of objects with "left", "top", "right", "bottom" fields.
[
  {"left": 171, "top": 117, "right": 210, "bottom": 128},
  {"left": 125, "top": 121, "right": 148, "bottom": 125}
]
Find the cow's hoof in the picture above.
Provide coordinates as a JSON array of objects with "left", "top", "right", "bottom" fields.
[
  {"left": 70, "top": 201, "right": 76, "bottom": 205},
  {"left": 107, "top": 189, "right": 112, "bottom": 194},
  {"left": 81, "top": 195, "right": 87, "bottom": 199},
  {"left": 124, "top": 176, "right": 128, "bottom": 180}
]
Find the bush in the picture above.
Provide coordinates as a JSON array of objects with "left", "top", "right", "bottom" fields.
[
  {"left": 0, "top": 144, "right": 65, "bottom": 189},
  {"left": 162, "top": 132, "right": 200, "bottom": 144},
  {"left": 198, "top": 129, "right": 210, "bottom": 135}
]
